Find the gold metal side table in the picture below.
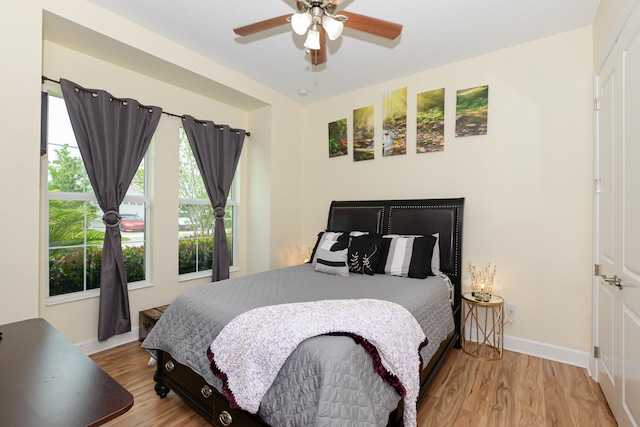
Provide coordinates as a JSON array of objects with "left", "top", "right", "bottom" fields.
[{"left": 461, "top": 292, "right": 504, "bottom": 360}]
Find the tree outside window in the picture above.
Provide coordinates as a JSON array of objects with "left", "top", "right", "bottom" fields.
[
  {"left": 178, "top": 128, "right": 235, "bottom": 276},
  {"left": 45, "top": 94, "right": 147, "bottom": 299}
]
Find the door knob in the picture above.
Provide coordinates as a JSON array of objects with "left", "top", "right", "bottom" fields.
[{"left": 601, "top": 274, "right": 623, "bottom": 289}]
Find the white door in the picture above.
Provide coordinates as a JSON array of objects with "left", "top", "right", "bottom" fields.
[{"left": 595, "top": 4, "right": 640, "bottom": 427}]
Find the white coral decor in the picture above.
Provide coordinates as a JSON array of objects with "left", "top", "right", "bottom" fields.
[{"left": 467, "top": 262, "right": 497, "bottom": 295}]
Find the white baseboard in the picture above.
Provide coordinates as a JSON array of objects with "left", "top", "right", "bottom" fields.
[
  {"left": 465, "top": 327, "right": 590, "bottom": 369},
  {"left": 503, "top": 334, "right": 590, "bottom": 369},
  {"left": 77, "top": 327, "right": 591, "bottom": 371},
  {"left": 75, "top": 327, "right": 140, "bottom": 355}
]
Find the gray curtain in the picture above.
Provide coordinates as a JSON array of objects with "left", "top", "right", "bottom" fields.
[
  {"left": 60, "top": 79, "right": 162, "bottom": 341},
  {"left": 182, "top": 115, "right": 245, "bottom": 282}
]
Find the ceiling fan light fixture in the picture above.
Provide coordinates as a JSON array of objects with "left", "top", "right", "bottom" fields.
[
  {"left": 322, "top": 15, "right": 344, "bottom": 40},
  {"left": 291, "top": 12, "right": 312, "bottom": 35},
  {"left": 304, "top": 28, "right": 321, "bottom": 50},
  {"left": 233, "top": 1, "right": 402, "bottom": 67}
]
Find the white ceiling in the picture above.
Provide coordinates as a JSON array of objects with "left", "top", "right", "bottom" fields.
[{"left": 85, "top": 0, "right": 599, "bottom": 105}]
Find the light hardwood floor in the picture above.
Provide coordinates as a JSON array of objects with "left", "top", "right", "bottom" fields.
[{"left": 91, "top": 341, "right": 616, "bottom": 427}]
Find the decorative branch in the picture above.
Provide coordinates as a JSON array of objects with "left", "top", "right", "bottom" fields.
[{"left": 467, "top": 262, "right": 497, "bottom": 295}]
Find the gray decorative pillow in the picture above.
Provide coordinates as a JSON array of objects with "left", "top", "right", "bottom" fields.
[{"left": 314, "top": 240, "right": 349, "bottom": 276}]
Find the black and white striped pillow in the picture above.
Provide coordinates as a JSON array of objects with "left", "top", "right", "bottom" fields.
[
  {"left": 380, "top": 235, "right": 437, "bottom": 278},
  {"left": 314, "top": 240, "right": 349, "bottom": 276}
]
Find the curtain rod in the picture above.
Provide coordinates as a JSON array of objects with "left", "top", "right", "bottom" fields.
[{"left": 41, "top": 76, "right": 250, "bottom": 137}]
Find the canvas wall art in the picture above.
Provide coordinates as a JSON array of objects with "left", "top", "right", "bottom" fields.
[
  {"left": 353, "top": 105, "right": 375, "bottom": 161},
  {"left": 455, "top": 85, "right": 489, "bottom": 137},
  {"left": 416, "top": 88, "right": 445, "bottom": 153},
  {"left": 328, "top": 118, "right": 348, "bottom": 158},
  {"left": 382, "top": 87, "right": 407, "bottom": 157}
]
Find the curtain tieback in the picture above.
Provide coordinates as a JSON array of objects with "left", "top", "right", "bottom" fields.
[
  {"left": 102, "top": 210, "right": 121, "bottom": 228},
  {"left": 214, "top": 207, "right": 226, "bottom": 220}
]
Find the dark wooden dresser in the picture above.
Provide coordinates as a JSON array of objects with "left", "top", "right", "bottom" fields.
[{"left": 0, "top": 318, "right": 133, "bottom": 427}]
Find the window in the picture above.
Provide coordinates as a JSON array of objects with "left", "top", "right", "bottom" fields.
[
  {"left": 45, "top": 93, "right": 148, "bottom": 301},
  {"left": 178, "top": 128, "right": 236, "bottom": 276}
]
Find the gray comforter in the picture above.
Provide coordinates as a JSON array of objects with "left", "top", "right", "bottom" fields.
[{"left": 142, "top": 264, "right": 454, "bottom": 426}]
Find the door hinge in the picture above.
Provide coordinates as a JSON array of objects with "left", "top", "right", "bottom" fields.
[
  {"left": 595, "top": 264, "right": 600, "bottom": 276},
  {"left": 595, "top": 98, "right": 601, "bottom": 111},
  {"left": 594, "top": 346, "right": 600, "bottom": 359}
]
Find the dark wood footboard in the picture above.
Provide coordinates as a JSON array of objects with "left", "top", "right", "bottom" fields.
[
  {"left": 154, "top": 350, "right": 268, "bottom": 426},
  {"left": 154, "top": 329, "right": 458, "bottom": 427}
]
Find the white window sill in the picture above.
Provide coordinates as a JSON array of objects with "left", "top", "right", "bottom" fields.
[
  {"left": 45, "top": 281, "right": 153, "bottom": 306},
  {"left": 178, "top": 266, "right": 239, "bottom": 283}
]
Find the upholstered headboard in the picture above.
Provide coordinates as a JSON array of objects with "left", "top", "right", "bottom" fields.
[
  {"left": 327, "top": 198, "right": 465, "bottom": 285},
  {"left": 327, "top": 198, "right": 465, "bottom": 344}
]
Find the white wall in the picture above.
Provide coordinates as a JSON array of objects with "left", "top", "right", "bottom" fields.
[{"left": 300, "top": 27, "right": 594, "bottom": 352}]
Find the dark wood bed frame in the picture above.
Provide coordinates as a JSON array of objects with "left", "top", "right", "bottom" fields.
[{"left": 153, "top": 198, "right": 465, "bottom": 427}]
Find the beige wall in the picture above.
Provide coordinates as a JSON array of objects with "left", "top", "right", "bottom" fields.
[
  {"left": 593, "top": 0, "right": 636, "bottom": 67},
  {"left": 0, "top": 0, "right": 597, "bottom": 355},
  {"left": 300, "top": 27, "right": 594, "bottom": 352},
  {"left": 0, "top": 1, "right": 42, "bottom": 324},
  {"left": 0, "top": 0, "right": 304, "bottom": 347}
]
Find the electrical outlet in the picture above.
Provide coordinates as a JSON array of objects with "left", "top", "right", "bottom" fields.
[{"left": 507, "top": 303, "right": 516, "bottom": 317}]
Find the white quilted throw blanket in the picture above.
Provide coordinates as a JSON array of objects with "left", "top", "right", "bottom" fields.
[{"left": 208, "top": 299, "right": 427, "bottom": 427}]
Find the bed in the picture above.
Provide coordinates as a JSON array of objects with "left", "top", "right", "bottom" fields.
[{"left": 142, "top": 198, "right": 464, "bottom": 426}]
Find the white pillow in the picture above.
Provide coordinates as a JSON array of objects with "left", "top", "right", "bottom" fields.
[
  {"left": 431, "top": 232, "right": 441, "bottom": 275},
  {"left": 311, "top": 231, "right": 369, "bottom": 267},
  {"left": 314, "top": 240, "right": 349, "bottom": 276}
]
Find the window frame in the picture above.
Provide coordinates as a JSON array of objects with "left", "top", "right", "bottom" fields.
[
  {"left": 178, "top": 129, "right": 238, "bottom": 281},
  {"left": 44, "top": 92, "right": 151, "bottom": 305}
]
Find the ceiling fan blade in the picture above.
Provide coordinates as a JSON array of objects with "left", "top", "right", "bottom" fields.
[
  {"left": 233, "top": 14, "right": 291, "bottom": 37},
  {"left": 340, "top": 11, "right": 402, "bottom": 40},
  {"left": 311, "top": 28, "right": 327, "bottom": 66}
]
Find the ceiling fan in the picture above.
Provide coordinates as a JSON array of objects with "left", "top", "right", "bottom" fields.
[{"left": 233, "top": 0, "right": 403, "bottom": 66}]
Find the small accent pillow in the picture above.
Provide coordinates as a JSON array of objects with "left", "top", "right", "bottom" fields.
[
  {"left": 379, "top": 235, "right": 437, "bottom": 278},
  {"left": 310, "top": 231, "right": 368, "bottom": 267},
  {"left": 314, "top": 240, "right": 349, "bottom": 276},
  {"left": 348, "top": 236, "right": 382, "bottom": 275}
]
